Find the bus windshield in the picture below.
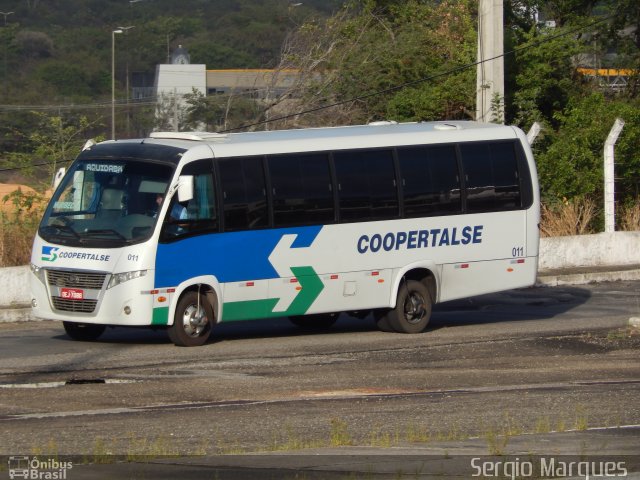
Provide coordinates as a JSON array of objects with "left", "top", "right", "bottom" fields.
[{"left": 39, "top": 159, "right": 174, "bottom": 248}]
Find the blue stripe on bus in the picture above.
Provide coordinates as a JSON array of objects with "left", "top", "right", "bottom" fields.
[{"left": 154, "top": 225, "right": 323, "bottom": 287}]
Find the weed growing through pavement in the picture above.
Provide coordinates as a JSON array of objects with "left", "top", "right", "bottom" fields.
[
  {"left": 329, "top": 418, "right": 353, "bottom": 447},
  {"left": 574, "top": 405, "right": 589, "bottom": 431}
]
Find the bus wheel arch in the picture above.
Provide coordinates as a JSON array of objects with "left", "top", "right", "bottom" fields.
[
  {"left": 381, "top": 268, "right": 436, "bottom": 334},
  {"left": 392, "top": 267, "right": 437, "bottom": 306},
  {"left": 168, "top": 285, "right": 217, "bottom": 347}
]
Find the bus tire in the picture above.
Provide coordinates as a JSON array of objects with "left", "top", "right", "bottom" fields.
[
  {"left": 63, "top": 321, "right": 106, "bottom": 341},
  {"left": 289, "top": 313, "right": 338, "bottom": 330},
  {"left": 168, "top": 291, "right": 214, "bottom": 347},
  {"left": 386, "top": 280, "right": 432, "bottom": 334}
]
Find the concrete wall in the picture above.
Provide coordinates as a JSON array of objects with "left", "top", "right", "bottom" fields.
[
  {"left": 0, "top": 265, "right": 31, "bottom": 306},
  {"left": 2, "top": 232, "right": 639, "bottom": 317},
  {"left": 538, "top": 232, "right": 640, "bottom": 271}
]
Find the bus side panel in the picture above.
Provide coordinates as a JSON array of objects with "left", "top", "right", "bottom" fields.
[
  {"left": 439, "top": 257, "right": 537, "bottom": 303},
  {"left": 438, "top": 210, "right": 533, "bottom": 303},
  {"left": 266, "top": 268, "right": 393, "bottom": 317}
]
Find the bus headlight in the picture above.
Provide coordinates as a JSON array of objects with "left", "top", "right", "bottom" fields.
[
  {"left": 107, "top": 270, "right": 147, "bottom": 289},
  {"left": 30, "top": 264, "right": 46, "bottom": 285}
]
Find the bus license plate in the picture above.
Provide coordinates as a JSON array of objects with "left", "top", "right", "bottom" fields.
[{"left": 61, "top": 288, "right": 84, "bottom": 301}]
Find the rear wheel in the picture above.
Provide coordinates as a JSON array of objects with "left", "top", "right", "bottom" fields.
[
  {"left": 63, "top": 321, "right": 106, "bottom": 341},
  {"left": 168, "top": 291, "right": 214, "bottom": 347},
  {"left": 385, "top": 280, "right": 432, "bottom": 333}
]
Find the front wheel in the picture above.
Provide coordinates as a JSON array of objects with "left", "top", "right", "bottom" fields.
[
  {"left": 168, "top": 291, "right": 214, "bottom": 347},
  {"left": 385, "top": 280, "right": 432, "bottom": 334},
  {"left": 63, "top": 321, "right": 106, "bottom": 341}
]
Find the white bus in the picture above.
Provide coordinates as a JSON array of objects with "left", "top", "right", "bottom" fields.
[{"left": 30, "top": 121, "right": 539, "bottom": 346}]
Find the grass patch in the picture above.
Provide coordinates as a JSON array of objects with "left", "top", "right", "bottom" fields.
[
  {"left": 540, "top": 197, "right": 597, "bottom": 237},
  {"left": 329, "top": 418, "right": 353, "bottom": 447}
]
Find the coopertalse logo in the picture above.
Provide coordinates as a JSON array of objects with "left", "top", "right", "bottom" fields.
[
  {"left": 41, "top": 246, "right": 59, "bottom": 262},
  {"left": 40, "top": 246, "right": 111, "bottom": 263}
]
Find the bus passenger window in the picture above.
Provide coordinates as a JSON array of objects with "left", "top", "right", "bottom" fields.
[
  {"left": 334, "top": 149, "right": 398, "bottom": 223},
  {"left": 268, "top": 153, "right": 334, "bottom": 227},
  {"left": 218, "top": 156, "right": 268, "bottom": 231},
  {"left": 398, "top": 145, "right": 461, "bottom": 218},
  {"left": 460, "top": 141, "right": 521, "bottom": 213}
]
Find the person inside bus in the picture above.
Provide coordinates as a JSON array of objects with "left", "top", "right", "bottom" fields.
[{"left": 154, "top": 194, "right": 187, "bottom": 221}]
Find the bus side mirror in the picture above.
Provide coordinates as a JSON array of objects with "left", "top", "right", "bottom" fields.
[
  {"left": 177, "top": 175, "right": 194, "bottom": 203},
  {"left": 53, "top": 168, "right": 66, "bottom": 190}
]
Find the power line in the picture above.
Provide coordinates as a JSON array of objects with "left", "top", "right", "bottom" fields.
[
  {"left": 0, "top": 160, "right": 58, "bottom": 174},
  {"left": 219, "top": 14, "right": 615, "bottom": 133},
  {"left": 0, "top": 98, "right": 158, "bottom": 112}
]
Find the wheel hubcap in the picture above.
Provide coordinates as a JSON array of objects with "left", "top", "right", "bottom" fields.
[
  {"left": 404, "top": 292, "right": 426, "bottom": 324},
  {"left": 181, "top": 304, "right": 208, "bottom": 337}
]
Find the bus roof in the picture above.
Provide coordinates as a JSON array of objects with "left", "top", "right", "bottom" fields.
[{"left": 105, "top": 121, "right": 523, "bottom": 159}]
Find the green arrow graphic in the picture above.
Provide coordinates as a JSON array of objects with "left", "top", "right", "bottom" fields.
[
  {"left": 221, "top": 266, "right": 324, "bottom": 322},
  {"left": 286, "top": 266, "right": 324, "bottom": 316}
]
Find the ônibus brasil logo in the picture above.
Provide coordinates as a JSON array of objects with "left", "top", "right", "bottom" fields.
[
  {"left": 8, "top": 456, "right": 73, "bottom": 479},
  {"left": 41, "top": 246, "right": 59, "bottom": 262}
]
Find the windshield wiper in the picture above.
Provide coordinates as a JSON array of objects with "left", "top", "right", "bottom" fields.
[
  {"left": 42, "top": 224, "right": 80, "bottom": 239},
  {"left": 82, "top": 229, "right": 127, "bottom": 241}
]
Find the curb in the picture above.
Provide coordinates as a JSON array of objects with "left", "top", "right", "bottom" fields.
[
  {"left": 536, "top": 268, "right": 640, "bottom": 287},
  {"left": 0, "top": 306, "right": 37, "bottom": 323}
]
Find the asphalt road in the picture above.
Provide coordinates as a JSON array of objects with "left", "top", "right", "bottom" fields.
[{"left": 0, "top": 281, "right": 639, "bottom": 478}]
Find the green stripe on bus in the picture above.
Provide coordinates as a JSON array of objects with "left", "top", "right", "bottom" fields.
[
  {"left": 152, "top": 306, "right": 169, "bottom": 325},
  {"left": 221, "top": 266, "right": 324, "bottom": 322},
  {"left": 222, "top": 298, "right": 280, "bottom": 322}
]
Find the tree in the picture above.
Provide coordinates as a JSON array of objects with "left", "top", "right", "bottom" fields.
[
  {"left": 14, "top": 30, "right": 53, "bottom": 58},
  {"left": 535, "top": 93, "right": 640, "bottom": 202},
  {"left": 183, "top": 88, "right": 264, "bottom": 132},
  {"left": 510, "top": 24, "right": 585, "bottom": 129},
  {"left": 3, "top": 112, "right": 104, "bottom": 189},
  {"left": 269, "top": 0, "right": 477, "bottom": 127}
]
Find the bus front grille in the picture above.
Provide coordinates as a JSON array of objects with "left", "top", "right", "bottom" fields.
[
  {"left": 51, "top": 297, "right": 98, "bottom": 313},
  {"left": 46, "top": 270, "right": 107, "bottom": 289},
  {"left": 45, "top": 269, "right": 106, "bottom": 314}
]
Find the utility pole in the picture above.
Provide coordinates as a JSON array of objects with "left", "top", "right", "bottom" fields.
[
  {"left": 111, "top": 26, "right": 134, "bottom": 140},
  {"left": 476, "top": 0, "right": 504, "bottom": 123}
]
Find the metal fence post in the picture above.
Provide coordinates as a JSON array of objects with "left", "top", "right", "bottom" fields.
[{"left": 604, "top": 118, "right": 625, "bottom": 233}]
